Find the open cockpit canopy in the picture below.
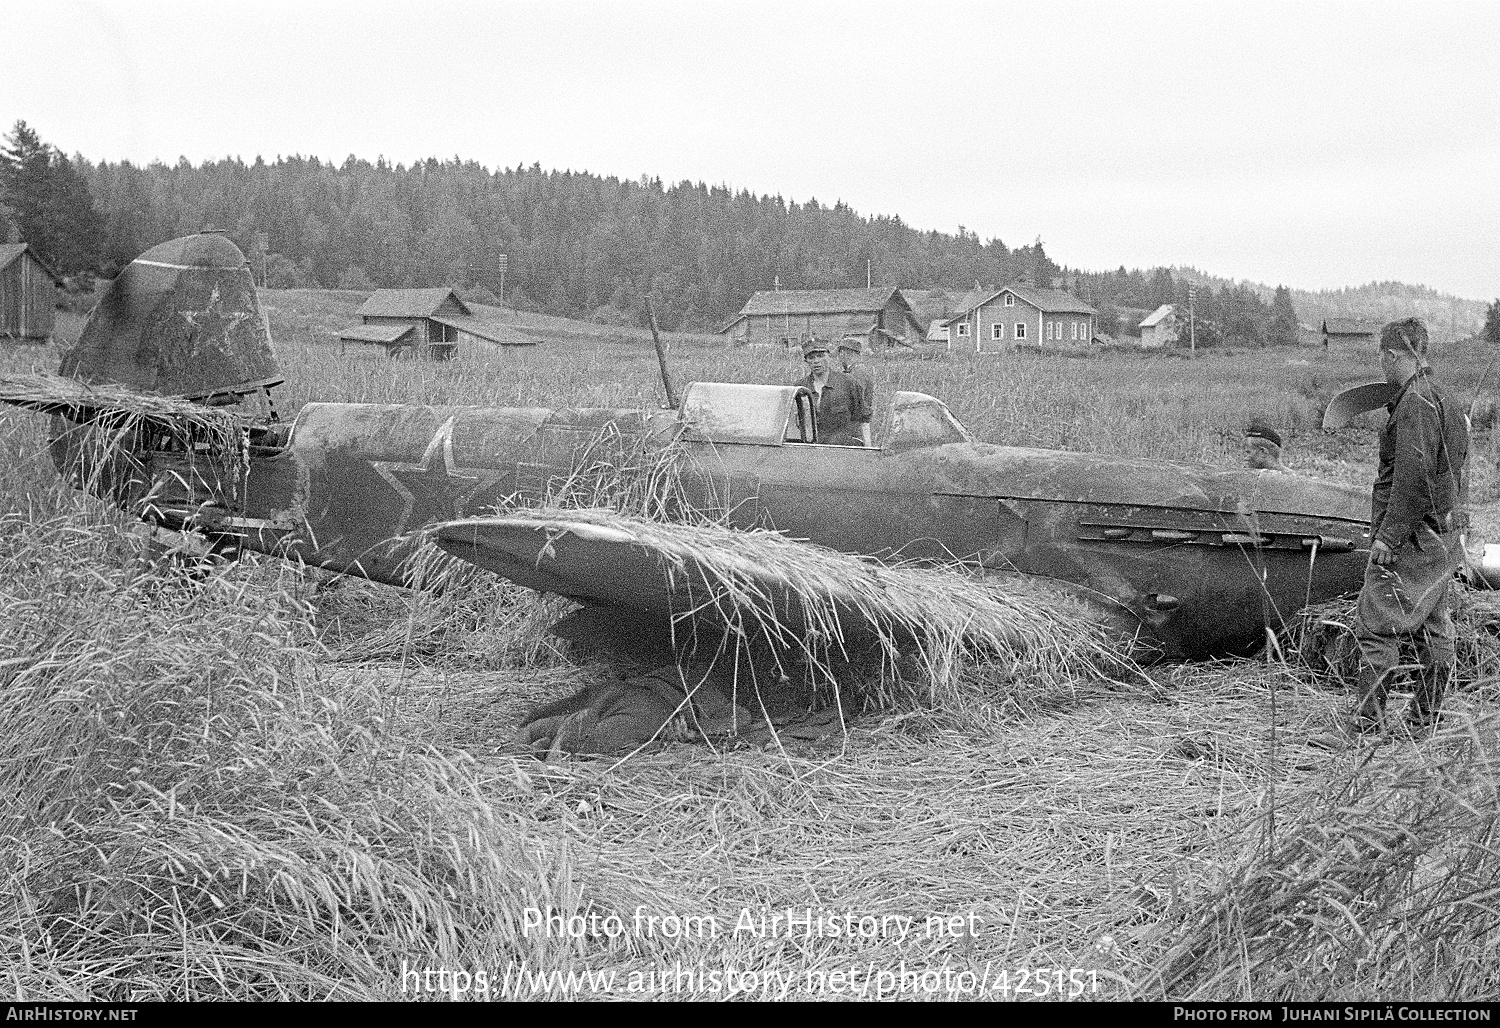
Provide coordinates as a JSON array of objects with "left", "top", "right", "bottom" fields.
[{"left": 676, "top": 382, "right": 970, "bottom": 450}]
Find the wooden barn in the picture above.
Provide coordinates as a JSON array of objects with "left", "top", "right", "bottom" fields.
[
  {"left": 719, "top": 287, "right": 925, "bottom": 350},
  {"left": 0, "top": 243, "right": 63, "bottom": 342},
  {"left": 1321, "top": 318, "right": 1377, "bottom": 351},
  {"left": 339, "top": 288, "right": 537, "bottom": 359}
]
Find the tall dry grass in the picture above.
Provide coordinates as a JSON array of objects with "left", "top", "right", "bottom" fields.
[
  {"left": 3, "top": 301, "right": 1497, "bottom": 1000},
  {"left": 1149, "top": 700, "right": 1500, "bottom": 1000},
  {"left": 0, "top": 416, "right": 654, "bottom": 999}
]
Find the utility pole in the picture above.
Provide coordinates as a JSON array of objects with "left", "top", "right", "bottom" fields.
[
  {"left": 254, "top": 232, "right": 268, "bottom": 288},
  {"left": 1189, "top": 283, "right": 1197, "bottom": 357},
  {"left": 866, "top": 259, "right": 871, "bottom": 289},
  {"left": 498, "top": 253, "right": 508, "bottom": 308}
]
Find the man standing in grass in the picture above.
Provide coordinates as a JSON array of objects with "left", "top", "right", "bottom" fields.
[
  {"left": 837, "top": 336, "right": 875, "bottom": 448},
  {"left": 1342, "top": 318, "right": 1469, "bottom": 739},
  {"left": 797, "top": 338, "right": 870, "bottom": 447}
]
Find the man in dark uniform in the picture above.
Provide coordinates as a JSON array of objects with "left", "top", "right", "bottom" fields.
[
  {"left": 797, "top": 338, "right": 870, "bottom": 446},
  {"left": 837, "top": 336, "right": 876, "bottom": 448},
  {"left": 1342, "top": 318, "right": 1469, "bottom": 738},
  {"left": 1243, "top": 418, "right": 1286, "bottom": 471}
]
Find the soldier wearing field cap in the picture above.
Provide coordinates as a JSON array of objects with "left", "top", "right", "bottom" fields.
[
  {"left": 796, "top": 338, "right": 870, "bottom": 447},
  {"left": 1243, "top": 418, "right": 1286, "bottom": 471},
  {"left": 1340, "top": 318, "right": 1469, "bottom": 739},
  {"left": 837, "top": 336, "right": 875, "bottom": 447}
]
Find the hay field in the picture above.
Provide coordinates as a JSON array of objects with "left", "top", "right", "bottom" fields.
[{"left": 1, "top": 302, "right": 1498, "bottom": 1001}]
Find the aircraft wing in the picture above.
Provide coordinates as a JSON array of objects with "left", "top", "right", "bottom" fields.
[
  {"left": 432, "top": 514, "right": 707, "bottom": 620},
  {"left": 0, "top": 372, "right": 238, "bottom": 431},
  {"left": 429, "top": 510, "right": 1135, "bottom": 666}
]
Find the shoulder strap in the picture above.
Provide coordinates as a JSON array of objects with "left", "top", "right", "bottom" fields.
[{"left": 1427, "top": 384, "right": 1467, "bottom": 517}]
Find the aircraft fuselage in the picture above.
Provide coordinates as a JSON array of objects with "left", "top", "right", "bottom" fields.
[{"left": 161, "top": 397, "right": 1371, "bottom": 660}]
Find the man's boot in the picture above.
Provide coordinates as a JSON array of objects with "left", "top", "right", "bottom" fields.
[
  {"left": 1310, "top": 666, "right": 1388, "bottom": 749},
  {"left": 1405, "top": 663, "right": 1450, "bottom": 736},
  {"left": 1348, "top": 665, "right": 1390, "bottom": 736}
]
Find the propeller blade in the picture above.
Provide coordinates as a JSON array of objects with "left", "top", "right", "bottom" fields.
[{"left": 1322, "top": 380, "right": 1400, "bottom": 430}]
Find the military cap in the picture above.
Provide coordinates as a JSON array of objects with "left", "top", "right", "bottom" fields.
[
  {"left": 801, "top": 338, "right": 829, "bottom": 357},
  {"left": 1245, "top": 419, "right": 1283, "bottom": 448},
  {"left": 837, "top": 336, "right": 864, "bottom": 353}
]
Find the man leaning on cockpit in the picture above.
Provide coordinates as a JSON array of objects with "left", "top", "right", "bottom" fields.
[{"left": 795, "top": 338, "right": 871, "bottom": 447}]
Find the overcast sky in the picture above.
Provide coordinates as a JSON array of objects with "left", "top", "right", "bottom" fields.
[{"left": 4, "top": 0, "right": 1497, "bottom": 299}]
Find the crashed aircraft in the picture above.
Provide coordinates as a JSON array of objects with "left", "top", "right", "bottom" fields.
[{"left": 5, "top": 233, "right": 1382, "bottom": 752}]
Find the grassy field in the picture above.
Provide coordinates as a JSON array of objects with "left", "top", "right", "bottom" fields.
[{"left": 1, "top": 300, "right": 1498, "bottom": 1001}]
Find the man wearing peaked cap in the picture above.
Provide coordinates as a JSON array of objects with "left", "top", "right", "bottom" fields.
[
  {"left": 1243, "top": 417, "right": 1285, "bottom": 471},
  {"left": 795, "top": 338, "right": 869, "bottom": 447},
  {"left": 1337, "top": 318, "right": 1470, "bottom": 741},
  {"left": 837, "top": 336, "right": 875, "bottom": 448}
]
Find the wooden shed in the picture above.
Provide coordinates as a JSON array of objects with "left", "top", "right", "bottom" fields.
[
  {"left": 339, "top": 288, "right": 537, "bottom": 359},
  {"left": 1138, "top": 304, "right": 1179, "bottom": 348},
  {"left": 1321, "top": 318, "right": 1377, "bottom": 351},
  {"left": 0, "top": 243, "right": 64, "bottom": 342}
]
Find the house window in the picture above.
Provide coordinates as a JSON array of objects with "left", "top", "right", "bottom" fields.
[
  {"left": 1046, "top": 322, "right": 1053, "bottom": 341},
  {"left": 1071, "top": 322, "right": 1078, "bottom": 340},
  {"left": 1014, "top": 322, "right": 1026, "bottom": 340},
  {"left": 992, "top": 323, "right": 1004, "bottom": 340},
  {"left": 1004, "top": 294, "right": 1015, "bottom": 307},
  {"left": 956, "top": 322, "right": 970, "bottom": 338}
]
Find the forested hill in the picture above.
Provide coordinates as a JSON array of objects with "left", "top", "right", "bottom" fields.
[
  {"left": 78, "top": 154, "right": 1063, "bottom": 332},
  {"left": 10, "top": 135, "right": 1480, "bottom": 338},
  {"left": 1167, "top": 268, "right": 1486, "bottom": 341}
]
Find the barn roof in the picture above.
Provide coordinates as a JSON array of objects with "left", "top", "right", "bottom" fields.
[
  {"left": 339, "top": 323, "right": 415, "bottom": 345},
  {"left": 1322, "top": 318, "right": 1377, "bottom": 337},
  {"left": 943, "top": 282, "right": 1097, "bottom": 324},
  {"left": 431, "top": 315, "right": 538, "bottom": 346},
  {"left": 356, "top": 287, "right": 470, "bottom": 319},
  {"left": 0, "top": 243, "right": 64, "bottom": 285},
  {"left": 720, "top": 286, "right": 910, "bottom": 331},
  {"left": 1139, "top": 304, "right": 1175, "bottom": 328}
]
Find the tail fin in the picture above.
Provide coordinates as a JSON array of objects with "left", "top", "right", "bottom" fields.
[
  {"left": 61, "top": 230, "right": 282, "bottom": 401},
  {"left": 0, "top": 232, "right": 285, "bottom": 528}
]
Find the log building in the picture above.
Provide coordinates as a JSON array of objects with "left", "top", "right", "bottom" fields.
[
  {"left": 0, "top": 244, "right": 63, "bottom": 342},
  {"left": 1321, "top": 318, "right": 1377, "bottom": 352},
  {"left": 339, "top": 288, "right": 536, "bottom": 359},
  {"left": 719, "top": 287, "right": 925, "bottom": 350}
]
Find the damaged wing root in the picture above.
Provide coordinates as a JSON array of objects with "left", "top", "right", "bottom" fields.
[{"left": 484, "top": 508, "right": 1145, "bottom": 758}]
